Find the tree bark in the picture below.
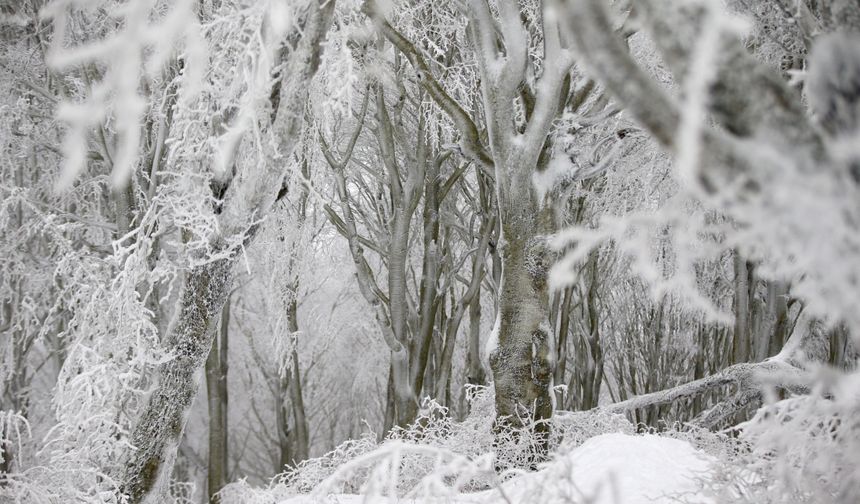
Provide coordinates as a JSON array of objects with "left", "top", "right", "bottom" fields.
[
  {"left": 732, "top": 253, "right": 751, "bottom": 364},
  {"left": 489, "top": 200, "right": 555, "bottom": 445},
  {"left": 467, "top": 292, "right": 485, "bottom": 387},
  {"left": 286, "top": 295, "right": 309, "bottom": 463},
  {"left": 553, "top": 287, "right": 573, "bottom": 406},
  {"left": 276, "top": 369, "right": 293, "bottom": 473},
  {"left": 121, "top": 256, "right": 234, "bottom": 503},
  {"left": 205, "top": 297, "right": 230, "bottom": 503}
]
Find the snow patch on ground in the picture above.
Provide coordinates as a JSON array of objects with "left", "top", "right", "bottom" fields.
[
  {"left": 485, "top": 433, "right": 715, "bottom": 504},
  {"left": 280, "top": 433, "right": 715, "bottom": 504}
]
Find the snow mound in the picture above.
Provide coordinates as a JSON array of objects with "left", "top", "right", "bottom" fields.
[
  {"left": 279, "top": 434, "right": 715, "bottom": 504},
  {"left": 485, "top": 433, "right": 715, "bottom": 504}
]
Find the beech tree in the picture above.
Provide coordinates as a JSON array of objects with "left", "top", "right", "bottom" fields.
[{"left": 362, "top": 0, "right": 627, "bottom": 449}]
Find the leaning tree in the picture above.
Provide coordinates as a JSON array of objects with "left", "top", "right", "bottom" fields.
[{"left": 40, "top": 0, "right": 337, "bottom": 501}]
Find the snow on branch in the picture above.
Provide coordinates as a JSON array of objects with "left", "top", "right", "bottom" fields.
[
  {"left": 602, "top": 360, "right": 806, "bottom": 416},
  {"left": 363, "top": 0, "right": 494, "bottom": 169},
  {"left": 42, "top": 0, "right": 205, "bottom": 191},
  {"left": 556, "top": 0, "right": 860, "bottom": 341},
  {"left": 601, "top": 316, "right": 829, "bottom": 427}
]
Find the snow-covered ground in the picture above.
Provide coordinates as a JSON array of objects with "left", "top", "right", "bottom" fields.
[{"left": 281, "top": 433, "right": 715, "bottom": 504}]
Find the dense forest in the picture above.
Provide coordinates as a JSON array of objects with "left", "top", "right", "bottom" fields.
[{"left": 1, "top": 0, "right": 859, "bottom": 503}]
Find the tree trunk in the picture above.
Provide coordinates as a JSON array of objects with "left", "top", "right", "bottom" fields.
[
  {"left": 581, "top": 250, "right": 603, "bottom": 410},
  {"left": 411, "top": 161, "right": 442, "bottom": 401},
  {"left": 121, "top": 256, "right": 234, "bottom": 503},
  {"left": 768, "top": 282, "right": 790, "bottom": 357},
  {"left": 460, "top": 291, "right": 485, "bottom": 418},
  {"left": 732, "top": 253, "right": 751, "bottom": 364},
  {"left": 553, "top": 287, "right": 573, "bottom": 406},
  {"left": 289, "top": 348, "right": 309, "bottom": 462},
  {"left": 276, "top": 369, "right": 293, "bottom": 473},
  {"left": 286, "top": 292, "right": 309, "bottom": 463},
  {"left": 467, "top": 292, "right": 485, "bottom": 387},
  {"left": 381, "top": 366, "right": 395, "bottom": 439},
  {"left": 205, "top": 297, "right": 230, "bottom": 503},
  {"left": 489, "top": 200, "right": 554, "bottom": 449}
]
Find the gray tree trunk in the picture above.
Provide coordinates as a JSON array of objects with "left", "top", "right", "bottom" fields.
[
  {"left": 205, "top": 297, "right": 230, "bottom": 503},
  {"left": 121, "top": 256, "right": 233, "bottom": 503},
  {"left": 286, "top": 296, "right": 309, "bottom": 463},
  {"left": 489, "top": 199, "right": 555, "bottom": 446},
  {"left": 276, "top": 370, "right": 293, "bottom": 472},
  {"left": 732, "top": 253, "right": 751, "bottom": 364}
]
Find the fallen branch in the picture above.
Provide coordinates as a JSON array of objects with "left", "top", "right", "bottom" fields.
[
  {"left": 601, "top": 359, "right": 807, "bottom": 416},
  {"left": 599, "top": 315, "right": 828, "bottom": 427}
]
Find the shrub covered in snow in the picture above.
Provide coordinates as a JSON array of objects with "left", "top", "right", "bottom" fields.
[
  {"left": 716, "top": 368, "right": 860, "bottom": 503},
  {"left": 219, "top": 386, "right": 637, "bottom": 502}
]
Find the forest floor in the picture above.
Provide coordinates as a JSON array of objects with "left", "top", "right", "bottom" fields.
[{"left": 280, "top": 433, "right": 716, "bottom": 504}]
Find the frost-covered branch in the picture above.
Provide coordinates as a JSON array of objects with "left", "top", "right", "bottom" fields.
[
  {"left": 362, "top": 0, "right": 493, "bottom": 169},
  {"left": 602, "top": 316, "right": 828, "bottom": 427}
]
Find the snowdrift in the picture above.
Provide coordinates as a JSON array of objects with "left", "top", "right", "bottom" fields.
[{"left": 281, "top": 433, "right": 715, "bottom": 504}]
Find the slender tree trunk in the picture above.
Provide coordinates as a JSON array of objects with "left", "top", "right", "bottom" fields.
[
  {"left": 205, "top": 298, "right": 230, "bottom": 503},
  {"left": 581, "top": 250, "right": 603, "bottom": 410},
  {"left": 119, "top": 1, "right": 333, "bottom": 498},
  {"left": 467, "top": 292, "right": 485, "bottom": 387},
  {"left": 411, "top": 162, "right": 441, "bottom": 400},
  {"left": 286, "top": 294, "right": 309, "bottom": 463},
  {"left": 381, "top": 367, "right": 395, "bottom": 438},
  {"left": 289, "top": 348, "right": 309, "bottom": 461},
  {"left": 276, "top": 368, "right": 293, "bottom": 472},
  {"left": 434, "top": 215, "right": 492, "bottom": 406},
  {"left": 460, "top": 291, "right": 485, "bottom": 418},
  {"left": 732, "top": 253, "right": 751, "bottom": 364},
  {"left": 553, "top": 287, "right": 573, "bottom": 406},
  {"left": 768, "top": 282, "right": 790, "bottom": 357},
  {"left": 376, "top": 85, "right": 423, "bottom": 428},
  {"left": 692, "top": 321, "right": 706, "bottom": 415}
]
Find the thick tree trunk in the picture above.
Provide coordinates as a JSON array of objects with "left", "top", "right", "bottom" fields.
[
  {"left": 489, "top": 200, "right": 554, "bottom": 448},
  {"left": 205, "top": 297, "right": 230, "bottom": 503},
  {"left": 121, "top": 256, "right": 234, "bottom": 503}
]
